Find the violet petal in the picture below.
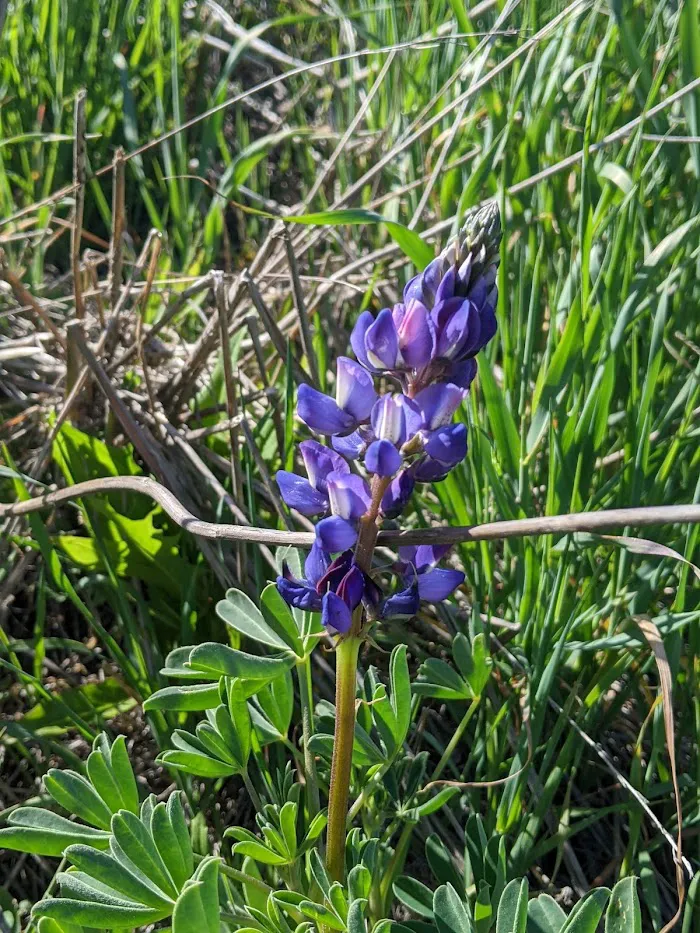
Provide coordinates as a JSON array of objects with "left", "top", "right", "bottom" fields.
[
  {"left": 336, "top": 356, "right": 378, "bottom": 422},
  {"left": 350, "top": 310, "right": 376, "bottom": 371},
  {"left": 297, "top": 384, "right": 356, "bottom": 435},
  {"left": 365, "top": 308, "right": 400, "bottom": 370},
  {"left": 304, "top": 541, "right": 331, "bottom": 587},
  {"left": 276, "top": 471, "right": 328, "bottom": 516},
  {"left": 326, "top": 471, "right": 372, "bottom": 520},
  {"left": 397, "top": 300, "right": 436, "bottom": 368},
  {"left": 382, "top": 582, "right": 420, "bottom": 618},
  {"left": 380, "top": 468, "right": 415, "bottom": 519},
  {"left": 417, "top": 568, "right": 465, "bottom": 601},
  {"left": 365, "top": 439, "right": 402, "bottom": 477},
  {"left": 299, "top": 439, "right": 349, "bottom": 493},
  {"left": 414, "top": 383, "right": 464, "bottom": 430},
  {"left": 424, "top": 423, "right": 468, "bottom": 466},
  {"left": 321, "top": 590, "right": 353, "bottom": 633},
  {"left": 316, "top": 515, "right": 359, "bottom": 552},
  {"left": 276, "top": 575, "right": 323, "bottom": 612}
]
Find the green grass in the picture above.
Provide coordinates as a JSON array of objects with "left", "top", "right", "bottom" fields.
[{"left": 1, "top": 0, "right": 700, "bottom": 929}]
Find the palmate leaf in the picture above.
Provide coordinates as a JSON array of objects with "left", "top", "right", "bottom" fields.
[
  {"left": 172, "top": 857, "right": 220, "bottom": 933},
  {"left": 37, "top": 920, "right": 85, "bottom": 933},
  {"left": 143, "top": 681, "right": 222, "bottom": 712},
  {"left": 0, "top": 734, "right": 137, "bottom": 857},
  {"left": 434, "top": 884, "right": 475, "bottom": 933},
  {"left": 249, "top": 668, "right": 294, "bottom": 745},
  {"left": 0, "top": 809, "right": 111, "bottom": 857},
  {"left": 188, "top": 641, "right": 295, "bottom": 682},
  {"left": 158, "top": 683, "right": 252, "bottom": 779},
  {"left": 216, "top": 587, "right": 293, "bottom": 651},
  {"left": 496, "top": 878, "right": 528, "bottom": 933},
  {"left": 604, "top": 878, "right": 641, "bottom": 933},
  {"left": 371, "top": 645, "right": 411, "bottom": 758},
  {"left": 32, "top": 792, "right": 207, "bottom": 931},
  {"left": 527, "top": 894, "right": 567, "bottom": 932}
]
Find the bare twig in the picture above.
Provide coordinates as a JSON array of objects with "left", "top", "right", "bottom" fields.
[
  {"left": 245, "top": 313, "right": 285, "bottom": 453},
  {"left": 213, "top": 271, "right": 244, "bottom": 504},
  {"left": 108, "top": 273, "right": 212, "bottom": 374},
  {"left": 71, "top": 89, "right": 87, "bottom": 321},
  {"left": 283, "top": 227, "right": 320, "bottom": 388},
  {"left": 108, "top": 147, "right": 126, "bottom": 312},
  {"left": 243, "top": 269, "right": 310, "bottom": 385},
  {"left": 2, "top": 476, "right": 699, "bottom": 547},
  {"left": 0, "top": 251, "right": 66, "bottom": 350}
]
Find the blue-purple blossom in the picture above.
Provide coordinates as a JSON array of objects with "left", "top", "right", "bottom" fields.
[
  {"left": 351, "top": 203, "right": 501, "bottom": 393},
  {"left": 276, "top": 203, "right": 502, "bottom": 630},
  {"left": 316, "top": 472, "right": 371, "bottom": 552},
  {"left": 277, "top": 548, "right": 380, "bottom": 633},
  {"left": 276, "top": 440, "right": 349, "bottom": 516},
  {"left": 297, "top": 357, "right": 377, "bottom": 435},
  {"left": 382, "top": 544, "right": 465, "bottom": 617},
  {"left": 365, "top": 439, "right": 402, "bottom": 477},
  {"left": 277, "top": 541, "right": 331, "bottom": 612},
  {"left": 412, "top": 423, "right": 468, "bottom": 482},
  {"left": 380, "top": 469, "right": 415, "bottom": 518}
]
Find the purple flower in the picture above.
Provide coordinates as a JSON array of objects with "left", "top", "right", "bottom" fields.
[
  {"left": 276, "top": 440, "right": 349, "bottom": 516},
  {"left": 351, "top": 302, "right": 436, "bottom": 372},
  {"left": 371, "top": 394, "right": 422, "bottom": 448},
  {"left": 277, "top": 548, "right": 380, "bottom": 634},
  {"left": 365, "top": 439, "right": 402, "bottom": 477},
  {"left": 412, "top": 423, "right": 468, "bottom": 483},
  {"left": 351, "top": 204, "right": 501, "bottom": 390},
  {"left": 413, "top": 383, "right": 464, "bottom": 430},
  {"left": 297, "top": 357, "right": 377, "bottom": 436},
  {"left": 276, "top": 541, "right": 331, "bottom": 612},
  {"left": 380, "top": 469, "right": 415, "bottom": 518},
  {"left": 316, "top": 471, "right": 371, "bottom": 552},
  {"left": 381, "top": 579, "right": 420, "bottom": 618},
  {"left": 396, "top": 544, "right": 465, "bottom": 602}
]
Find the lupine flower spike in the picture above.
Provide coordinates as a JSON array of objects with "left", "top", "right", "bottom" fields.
[{"left": 275, "top": 202, "right": 502, "bottom": 633}]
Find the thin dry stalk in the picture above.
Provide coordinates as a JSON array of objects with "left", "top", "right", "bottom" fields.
[
  {"left": 0, "top": 251, "right": 66, "bottom": 350},
  {"left": 110, "top": 273, "right": 213, "bottom": 375},
  {"left": 239, "top": 417, "right": 291, "bottom": 529},
  {"left": 213, "top": 272, "right": 243, "bottom": 503},
  {"left": 136, "top": 235, "right": 163, "bottom": 425},
  {"left": 3, "top": 477, "right": 700, "bottom": 548},
  {"left": 283, "top": 227, "right": 320, "bottom": 388},
  {"left": 108, "top": 147, "right": 126, "bottom": 312},
  {"left": 245, "top": 313, "right": 285, "bottom": 453},
  {"left": 67, "top": 322, "right": 169, "bottom": 479},
  {"left": 71, "top": 90, "right": 87, "bottom": 321},
  {"left": 213, "top": 271, "right": 245, "bottom": 580},
  {"left": 244, "top": 270, "right": 310, "bottom": 385}
]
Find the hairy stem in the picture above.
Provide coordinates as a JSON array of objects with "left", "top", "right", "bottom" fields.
[
  {"left": 325, "top": 634, "right": 362, "bottom": 882},
  {"left": 325, "top": 476, "right": 391, "bottom": 883}
]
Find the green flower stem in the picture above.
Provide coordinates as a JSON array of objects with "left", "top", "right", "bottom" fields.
[
  {"left": 379, "top": 820, "right": 415, "bottom": 916},
  {"left": 325, "top": 633, "right": 362, "bottom": 882},
  {"left": 242, "top": 767, "right": 263, "bottom": 812},
  {"left": 216, "top": 860, "right": 272, "bottom": 893},
  {"left": 374, "top": 699, "right": 481, "bottom": 916},
  {"left": 297, "top": 655, "right": 321, "bottom": 819},
  {"left": 325, "top": 475, "right": 390, "bottom": 884},
  {"left": 431, "top": 697, "right": 480, "bottom": 783}
]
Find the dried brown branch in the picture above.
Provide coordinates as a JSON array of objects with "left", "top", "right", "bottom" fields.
[
  {"left": 2, "top": 474, "right": 700, "bottom": 547},
  {"left": 0, "top": 251, "right": 67, "bottom": 350},
  {"left": 71, "top": 89, "right": 87, "bottom": 322}
]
